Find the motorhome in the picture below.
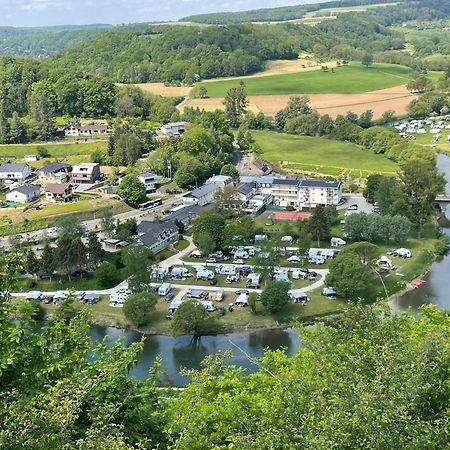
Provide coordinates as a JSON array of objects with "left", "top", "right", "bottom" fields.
[
  {"left": 158, "top": 283, "right": 172, "bottom": 296},
  {"left": 197, "top": 268, "right": 215, "bottom": 280},
  {"left": 289, "top": 289, "right": 309, "bottom": 303},
  {"left": 235, "top": 293, "right": 249, "bottom": 307},
  {"left": 216, "top": 264, "right": 236, "bottom": 275},
  {"left": 331, "top": 237, "right": 346, "bottom": 247},
  {"left": 292, "top": 269, "right": 308, "bottom": 280},
  {"left": 200, "top": 300, "right": 216, "bottom": 312},
  {"left": 171, "top": 267, "right": 192, "bottom": 279}
]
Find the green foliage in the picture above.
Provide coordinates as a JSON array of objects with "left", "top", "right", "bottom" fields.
[
  {"left": 220, "top": 163, "right": 240, "bottom": 182},
  {"left": 95, "top": 262, "right": 120, "bottom": 288},
  {"left": 122, "top": 244, "right": 155, "bottom": 293},
  {"left": 169, "top": 304, "right": 450, "bottom": 449},
  {"left": 260, "top": 281, "right": 291, "bottom": 313},
  {"left": 171, "top": 301, "right": 219, "bottom": 338},
  {"left": 123, "top": 292, "right": 158, "bottom": 327},
  {"left": 117, "top": 174, "right": 147, "bottom": 207},
  {"left": 224, "top": 84, "right": 248, "bottom": 128},
  {"left": 326, "top": 251, "right": 373, "bottom": 299},
  {"left": 308, "top": 205, "right": 335, "bottom": 247},
  {"left": 192, "top": 212, "right": 226, "bottom": 251}
]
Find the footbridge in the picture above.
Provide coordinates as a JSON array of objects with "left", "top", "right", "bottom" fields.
[{"left": 435, "top": 195, "right": 450, "bottom": 212}]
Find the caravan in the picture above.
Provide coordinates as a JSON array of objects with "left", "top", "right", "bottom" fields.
[
  {"left": 171, "top": 267, "right": 192, "bottom": 279},
  {"left": 216, "top": 264, "right": 236, "bottom": 275},
  {"left": 158, "top": 283, "right": 172, "bottom": 296},
  {"left": 197, "top": 268, "right": 215, "bottom": 281},
  {"left": 331, "top": 237, "right": 346, "bottom": 247}
]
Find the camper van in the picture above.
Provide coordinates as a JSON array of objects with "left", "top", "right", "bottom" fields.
[
  {"left": 168, "top": 299, "right": 183, "bottom": 315},
  {"left": 200, "top": 300, "right": 216, "bottom": 312},
  {"left": 216, "top": 264, "right": 236, "bottom": 275},
  {"left": 234, "top": 248, "right": 249, "bottom": 259},
  {"left": 196, "top": 268, "right": 215, "bottom": 281},
  {"left": 158, "top": 283, "right": 172, "bottom": 296},
  {"left": 322, "top": 287, "right": 337, "bottom": 298},
  {"left": 226, "top": 273, "right": 240, "bottom": 283},
  {"left": 247, "top": 273, "right": 261, "bottom": 288},
  {"left": 292, "top": 269, "right": 308, "bottom": 280},
  {"left": 331, "top": 237, "right": 346, "bottom": 247},
  {"left": 171, "top": 267, "right": 191, "bottom": 279},
  {"left": 392, "top": 248, "right": 412, "bottom": 258},
  {"left": 186, "top": 289, "right": 205, "bottom": 299}
]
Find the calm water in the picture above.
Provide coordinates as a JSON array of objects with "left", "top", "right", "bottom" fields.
[
  {"left": 91, "top": 154, "right": 450, "bottom": 385},
  {"left": 90, "top": 326, "right": 301, "bottom": 385}
]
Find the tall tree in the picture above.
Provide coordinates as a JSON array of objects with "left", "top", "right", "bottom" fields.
[
  {"left": 8, "top": 111, "right": 26, "bottom": 144},
  {"left": 25, "top": 250, "right": 39, "bottom": 275},
  {"left": 30, "top": 94, "right": 56, "bottom": 141},
  {"left": 123, "top": 292, "right": 158, "bottom": 327},
  {"left": 87, "top": 232, "right": 103, "bottom": 270},
  {"left": 0, "top": 108, "right": 10, "bottom": 144},
  {"left": 220, "top": 163, "right": 240, "bottom": 182},
  {"left": 260, "top": 281, "right": 290, "bottom": 313},
  {"left": 223, "top": 83, "right": 248, "bottom": 128},
  {"left": 117, "top": 174, "right": 147, "bottom": 207},
  {"left": 397, "top": 161, "right": 445, "bottom": 237},
  {"left": 192, "top": 212, "right": 226, "bottom": 251},
  {"left": 122, "top": 244, "right": 155, "bottom": 293},
  {"left": 308, "top": 205, "right": 332, "bottom": 247},
  {"left": 40, "top": 243, "right": 56, "bottom": 279},
  {"left": 171, "top": 301, "right": 219, "bottom": 339}
]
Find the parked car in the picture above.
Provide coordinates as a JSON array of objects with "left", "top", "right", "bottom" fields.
[
  {"left": 239, "top": 266, "right": 253, "bottom": 276},
  {"left": 287, "top": 255, "right": 301, "bottom": 263},
  {"left": 164, "top": 292, "right": 174, "bottom": 302},
  {"left": 235, "top": 289, "right": 249, "bottom": 295},
  {"left": 347, "top": 204, "right": 358, "bottom": 211},
  {"left": 205, "top": 257, "right": 217, "bottom": 263},
  {"left": 233, "top": 258, "right": 244, "bottom": 265},
  {"left": 209, "top": 277, "right": 218, "bottom": 285}
]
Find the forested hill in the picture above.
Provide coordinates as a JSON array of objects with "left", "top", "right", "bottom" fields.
[
  {"left": 180, "top": 0, "right": 405, "bottom": 24},
  {"left": 53, "top": 18, "right": 405, "bottom": 84},
  {"left": 0, "top": 25, "right": 112, "bottom": 57}
]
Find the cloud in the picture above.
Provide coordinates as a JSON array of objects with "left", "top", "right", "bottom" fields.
[{"left": 0, "top": 0, "right": 308, "bottom": 27}]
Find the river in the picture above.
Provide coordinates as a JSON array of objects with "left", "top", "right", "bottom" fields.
[{"left": 92, "top": 154, "right": 450, "bottom": 385}]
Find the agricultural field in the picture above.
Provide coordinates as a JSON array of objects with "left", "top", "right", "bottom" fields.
[
  {"left": 196, "top": 63, "right": 413, "bottom": 98},
  {"left": 252, "top": 131, "right": 399, "bottom": 178},
  {"left": 0, "top": 141, "right": 107, "bottom": 168}
]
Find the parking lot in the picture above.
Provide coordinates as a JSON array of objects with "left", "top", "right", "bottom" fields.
[{"left": 337, "top": 194, "right": 373, "bottom": 214}]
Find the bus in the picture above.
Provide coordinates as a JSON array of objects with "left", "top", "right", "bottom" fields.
[{"left": 139, "top": 198, "right": 163, "bottom": 211}]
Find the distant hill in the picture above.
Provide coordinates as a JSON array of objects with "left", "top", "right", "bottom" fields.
[
  {"left": 180, "top": 0, "right": 402, "bottom": 24},
  {"left": 0, "top": 25, "right": 112, "bottom": 57}
]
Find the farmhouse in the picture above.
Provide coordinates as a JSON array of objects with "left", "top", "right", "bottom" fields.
[
  {"left": 72, "top": 163, "right": 102, "bottom": 185},
  {"left": 44, "top": 183, "right": 73, "bottom": 203},
  {"left": 138, "top": 172, "right": 161, "bottom": 193},
  {"left": 64, "top": 124, "right": 109, "bottom": 137},
  {"left": 138, "top": 220, "right": 179, "bottom": 254},
  {"left": 183, "top": 183, "right": 219, "bottom": 206},
  {"left": 160, "top": 122, "right": 187, "bottom": 138},
  {"left": 0, "top": 163, "right": 32, "bottom": 182},
  {"left": 6, "top": 185, "right": 40, "bottom": 204},
  {"left": 38, "top": 162, "right": 72, "bottom": 184}
]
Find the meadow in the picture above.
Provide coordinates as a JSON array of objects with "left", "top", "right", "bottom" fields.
[
  {"left": 198, "top": 63, "right": 413, "bottom": 98},
  {"left": 0, "top": 141, "right": 107, "bottom": 167},
  {"left": 253, "top": 131, "right": 399, "bottom": 177}
]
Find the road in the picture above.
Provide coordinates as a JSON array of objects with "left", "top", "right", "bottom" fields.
[
  {"left": 0, "top": 194, "right": 184, "bottom": 249},
  {"left": 11, "top": 235, "right": 328, "bottom": 299}
]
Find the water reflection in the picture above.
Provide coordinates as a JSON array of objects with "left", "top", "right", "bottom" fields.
[{"left": 90, "top": 326, "right": 301, "bottom": 386}]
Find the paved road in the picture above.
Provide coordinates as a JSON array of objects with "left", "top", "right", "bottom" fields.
[{"left": 0, "top": 194, "right": 184, "bottom": 249}]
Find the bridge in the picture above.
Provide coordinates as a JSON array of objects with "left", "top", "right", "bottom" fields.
[{"left": 435, "top": 195, "right": 450, "bottom": 212}]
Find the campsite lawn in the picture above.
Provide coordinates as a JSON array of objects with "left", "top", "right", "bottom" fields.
[
  {"left": 253, "top": 131, "right": 399, "bottom": 177},
  {"left": 198, "top": 63, "right": 413, "bottom": 98}
]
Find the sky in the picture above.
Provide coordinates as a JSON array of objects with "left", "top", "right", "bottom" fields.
[{"left": 0, "top": 0, "right": 320, "bottom": 27}]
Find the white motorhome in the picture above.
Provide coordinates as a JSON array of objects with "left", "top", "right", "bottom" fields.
[
  {"left": 158, "top": 283, "right": 172, "bottom": 296},
  {"left": 234, "top": 248, "right": 249, "bottom": 259},
  {"left": 289, "top": 289, "right": 309, "bottom": 303},
  {"left": 200, "top": 300, "right": 216, "bottom": 312},
  {"left": 235, "top": 293, "right": 248, "bottom": 307},
  {"left": 216, "top": 264, "right": 236, "bottom": 275},
  {"left": 331, "top": 237, "right": 346, "bottom": 247},
  {"left": 168, "top": 299, "right": 183, "bottom": 314},
  {"left": 393, "top": 248, "right": 412, "bottom": 258},
  {"left": 197, "top": 269, "right": 215, "bottom": 280},
  {"left": 292, "top": 269, "right": 308, "bottom": 280},
  {"left": 171, "top": 267, "right": 192, "bottom": 279}
]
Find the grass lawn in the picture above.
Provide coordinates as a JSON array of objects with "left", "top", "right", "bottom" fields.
[
  {"left": 174, "top": 238, "right": 190, "bottom": 251},
  {"left": 0, "top": 141, "right": 107, "bottom": 163},
  {"left": 253, "top": 130, "right": 399, "bottom": 178},
  {"left": 198, "top": 63, "right": 412, "bottom": 98}
]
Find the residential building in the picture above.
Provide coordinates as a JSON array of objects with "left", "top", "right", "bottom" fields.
[
  {"left": 64, "top": 124, "right": 109, "bottom": 137},
  {"left": 206, "top": 175, "right": 233, "bottom": 188},
  {"left": 137, "top": 220, "right": 179, "bottom": 254},
  {"left": 138, "top": 172, "right": 161, "bottom": 193},
  {"left": 298, "top": 179, "right": 343, "bottom": 207},
  {"left": 44, "top": 183, "right": 73, "bottom": 203},
  {"left": 38, "top": 162, "right": 72, "bottom": 184},
  {"left": 161, "top": 204, "right": 213, "bottom": 228},
  {"left": 72, "top": 163, "right": 102, "bottom": 185},
  {"left": 183, "top": 183, "right": 219, "bottom": 206},
  {"left": 271, "top": 178, "right": 301, "bottom": 208},
  {"left": 160, "top": 122, "right": 187, "bottom": 138},
  {"left": 0, "top": 163, "right": 32, "bottom": 183},
  {"left": 6, "top": 185, "right": 40, "bottom": 204}
]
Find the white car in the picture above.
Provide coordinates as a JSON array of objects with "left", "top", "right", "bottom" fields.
[
  {"left": 287, "top": 255, "right": 301, "bottom": 263},
  {"left": 233, "top": 258, "right": 244, "bottom": 265}
]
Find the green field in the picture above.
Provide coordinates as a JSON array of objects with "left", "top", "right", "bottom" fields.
[
  {"left": 0, "top": 141, "right": 106, "bottom": 167},
  {"left": 199, "top": 63, "right": 413, "bottom": 98},
  {"left": 253, "top": 131, "right": 399, "bottom": 177}
]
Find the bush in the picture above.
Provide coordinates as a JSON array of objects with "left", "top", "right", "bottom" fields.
[{"left": 95, "top": 262, "right": 120, "bottom": 288}]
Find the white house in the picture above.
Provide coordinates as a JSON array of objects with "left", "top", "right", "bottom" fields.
[
  {"left": 160, "top": 122, "right": 187, "bottom": 138},
  {"left": 72, "top": 163, "right": 102, "bottom": 184},
  {"left": 206, "top": 175, "right": 233, "bottom": 188},
  {"left": 183, "top": 183, "right": 219, "bottom": 206},
  {"left": 0, "top": 163, "right": 32, "bottom": 183},
  {"left": 64, "top": 124, "right": 109, "bottom": 137},
  {"left": 6, "top": 185, "right": 41, "bottom": 204},
  {"left": 138, "top": 172, "right": 161, "bottom": 193}
]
